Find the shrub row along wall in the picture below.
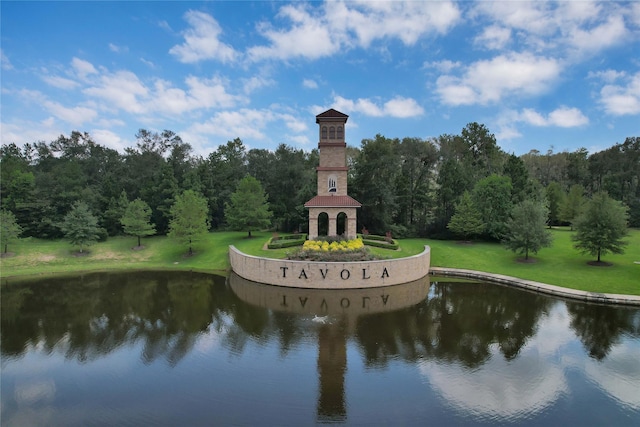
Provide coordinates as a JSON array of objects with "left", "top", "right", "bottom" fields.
[{"left": 229, "top": 245, "right": 430, "bottom": 289}]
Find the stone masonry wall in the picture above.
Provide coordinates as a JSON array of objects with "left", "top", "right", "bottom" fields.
[{"left": 229, "top": 245, "right": 431, "bottom": 289}]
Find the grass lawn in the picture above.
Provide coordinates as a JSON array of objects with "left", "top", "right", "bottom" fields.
[{"left": 1, "top": 228, "right": 638, "bottom": 296}]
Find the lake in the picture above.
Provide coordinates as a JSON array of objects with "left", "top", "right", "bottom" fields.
[{"left": 1, "top": 271, "right": 639, "bottom": 426}]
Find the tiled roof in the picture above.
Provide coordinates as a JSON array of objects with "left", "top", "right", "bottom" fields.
[
  {"left": 316, "top": 108, "right": 348, "bottom": 122},
  {"left": 304, "top": 195, "right": 361, "bottom": 208}
]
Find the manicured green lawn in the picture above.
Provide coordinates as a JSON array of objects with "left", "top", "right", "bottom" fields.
[
  {"left": 1, "top": 228, "right": 638, "bottom": 296},
  {"left": 420, "top": 227, "right": 640, "bottom": 296}
]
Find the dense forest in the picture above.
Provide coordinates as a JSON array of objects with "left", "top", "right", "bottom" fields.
[{"left": 1, "top": 124, "right": 638, "bottom": 241}]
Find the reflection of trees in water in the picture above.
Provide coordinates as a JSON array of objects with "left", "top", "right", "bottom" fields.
[
  {"left": 1, "top": 271, "right": 311, "bottom": 366},
  {"left": 566, "top": 301, "right": 640, "bottom": 361},
  {"left": 3, "top": 273, "right": 639, "bottom": 369},
  {"left": 355, "top": 282, "right": 551, "bottom": 369},
  {"left": 0, "top": 272, "right": 232, "bottom": 366}
]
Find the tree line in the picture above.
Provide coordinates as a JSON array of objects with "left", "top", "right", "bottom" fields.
[{"left": 1, "top": 125, "right": 638, "bottom": 247}]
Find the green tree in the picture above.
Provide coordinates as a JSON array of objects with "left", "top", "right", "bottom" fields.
[
  {"left": 503, "top": 199, "right": 553, "bottom": 260},
  {"left": 168, "top": 190, "right": 209, "bottom": 256},
  {"left": 572, "top": 192, "right": 629, "bottom": 263},
  {"left": 472, "top": 174, "right": 513, "bottom": 240},
  {"left": 121, "top": 198, "right": 156, "bottom": 247},
  {"left": 352, "top": 134, "right": 400, "bottom": 234},
  {"left": 460, "top": 122, "right": 503, "bottom": 179},
  {"left": 395, "top": 137, "right": 438, "bottom": 234},
  {"left": 546, "top": 181, "right": 565, "bottom": 227},
  {"left": 103, "top": 190, "right": 129, "bottom": 236},
  {"left": 0, "top": 209, "right": 23, "bottom": 253},
  {"left": 447, "top": 191, "right": 484, "bottom": 241},
  {"left": 560, "top": 184, "right": 585, "bottom": 230},
  {"left": 503, "top": 153, "right": 529, "bottom": 203},
  {"left": 60, "top": 201, "right": 99, "bottom": 253},
  {"left": 225, "top": 175, "right": 273, "bottom": 238}
]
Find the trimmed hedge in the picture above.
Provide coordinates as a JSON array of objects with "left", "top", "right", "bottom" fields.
[
  {"left": 359, "top": 234, "right": 399, "bottom": 250},
  {"left": 267, "top": 235, "right": 306, "bottom": 249}
]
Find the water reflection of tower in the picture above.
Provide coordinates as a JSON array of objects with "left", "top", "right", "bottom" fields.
[
  {"left": 317, "top": 321, "right": 347, "bottom": 422},
  {"left": 227, "top": 273, "right": 430, "bottom": 424}
]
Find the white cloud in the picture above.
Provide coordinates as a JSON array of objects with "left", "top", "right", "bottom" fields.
[
  {"left": 303, "top": 79, "right": 318, "bottom": 89},
  {"left": 71, "top": 57, "right": 98, "bottom": 79},
  {"left": 90, "top": 129, "right": 129, "bottom": 152},
  {"left": 42, "top": 75, "right": 80, "bottom": 90},
  {"left": 248, "top": 4, "right": 340, "bottom": 62},
  {"left": 328, "top": 0, "right": 461, "bottom": 47},
  {"left": 248, "top": 1, "right": 461, "bottom": 62},
  {"left": 383, "top": 97, "right": 425, "bottom": 118},
  {"left": 588, "top": 69, "right": 626, "bottom": 83},
  {"left": 169, "top": 10, "right": 237, "bottom": 63},
  {"left": 189, "top": 109, "right": 272, "bottom": 141},
  {"left": 519, "top": 107, "right": 589, "bottom": 128},
  {"left": 1, "top": 49, "right": 13, "bottom": 70},
  {"left": 140, "top": 57, "right": 155, "bottom": 68},
  {"left": 242, "top": 75, "right": 275, "bottom": 94},
  {"left": 108, "top": 43, "right": 128, "bottom": 53},
  {"left": 435, "top": 52, "right": 561, "bottom": 106},
  {"left": 474, "top": 25, "right": 511, "bottom": 50},
  {"left": 470, "top": 1, "right": 630, "bottom": 57},
  {"left": 0, "top": 117, "right": 63, "bottom": 146},
  {"left": 547, "top": 107, "right": 589, "bottom": 127},
  {"left": 424, "top": 60, "right": 461, "bottom": 73},
  {"left": 332, "top": 95, "right": 424, "bottom": 118},
  {"left": 84, "top": 70, "right": 148, "bottom": 114},
  {"left": 599, "top": 72, "right": 640, "bottom": 115},
  {"left": 496, "top": 106, "right": 589, "bottom": 142},
  {"left": 566, "top": 15, "right": 627, "bottom": 54},
  {"left": 42, "top": 101, "right": 98, "bottom": 126}
]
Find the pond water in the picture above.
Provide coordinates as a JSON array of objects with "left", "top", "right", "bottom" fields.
[{"left": 1, "top": 271, "right": 639, "bottom": 426}]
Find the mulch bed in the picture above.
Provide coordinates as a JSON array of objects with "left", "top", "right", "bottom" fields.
[{"left": 587, "top": 261, "right": 613, "bottom": 267}]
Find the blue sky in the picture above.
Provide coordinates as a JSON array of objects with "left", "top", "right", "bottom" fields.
[{"left": 2, "top": 1, "right": 639, "bottom": 156}]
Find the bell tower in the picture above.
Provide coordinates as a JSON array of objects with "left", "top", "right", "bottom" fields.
[{"left": 305, "top": 109, "right": 361, "bottom": 239}]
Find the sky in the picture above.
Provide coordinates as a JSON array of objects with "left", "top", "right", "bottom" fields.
[{"left": 1, "top": 1, "right": 639, "bottom": 157}]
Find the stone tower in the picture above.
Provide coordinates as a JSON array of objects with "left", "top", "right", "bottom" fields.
[{"left": 305, "top": 109, "right": 361, "bottom": 239}]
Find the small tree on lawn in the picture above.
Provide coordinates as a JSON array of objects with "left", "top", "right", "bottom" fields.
[
  {"left": 60, "top": 201, "right": 99, "bottom": 253},
  {"left": 121, "top": 198, "right": 156, "bottom": 247},
  {"left": 225, "top": 175, "right": 273, "bottom": 238},
  {"left": 572, "top": 191, "right": 629, "bottom": 264},
  {"left": 503, "top": 199, "right": 553, "bottom": 261},
  {"left": 0, "top": 209, "right": 22, "bottom": 254},
  {"left": 447, "top": 191, "right": 484, "bottom": 242},
  {"left": 168, "top": 190, "right": 209, "bottom": 256}
]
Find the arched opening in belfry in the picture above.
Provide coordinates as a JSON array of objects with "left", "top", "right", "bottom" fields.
[
  {"left": 337, "top": 212, "right": 347, "bottom": 236},
  {"left": 318, "top": 212, "right": 329, "bottom": 237}
]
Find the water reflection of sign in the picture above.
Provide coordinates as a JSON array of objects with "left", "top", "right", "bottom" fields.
[{"left": 228, "top": 272, "right": 429, "bottom": 316}]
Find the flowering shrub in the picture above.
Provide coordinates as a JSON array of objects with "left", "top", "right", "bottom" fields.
[
  {"left": 303, "top": 237, "right": 364, "bottom": 252},
  {"left": 288, "top": 237, "right": 377, "bottom": 261}
]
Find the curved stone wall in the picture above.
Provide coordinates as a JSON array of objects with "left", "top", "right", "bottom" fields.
[
  {"left": 430, "top": 267, "right": 640, "bottom": 306},
  {"left": 228, "top": 245, "right": 430, "bottom": 289}
]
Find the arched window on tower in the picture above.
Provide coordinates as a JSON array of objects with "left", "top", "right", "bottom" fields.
[
  {"left": 321, "top": 126, "right": 327, "bottom": 139},
  {"left": 329, "top": 127, "right": 336, "bottom": 139},
  {"left": 328, "top": 175, "right": 337, "bottom": 192},
  {"left": 337, "top": 126, "right": 343, "bottom": 140}
]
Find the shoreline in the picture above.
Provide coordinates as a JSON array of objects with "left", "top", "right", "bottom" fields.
[
  {"left": 430, "top": 267, "right": 640, "bottom": 307},
  {"left": 3, "top": 264, "right": 639, "bottom": 306}
]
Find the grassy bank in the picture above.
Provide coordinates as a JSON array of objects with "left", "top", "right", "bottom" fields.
[{"left": 1, "top": 228, "right": 638, "bottom": 295}]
